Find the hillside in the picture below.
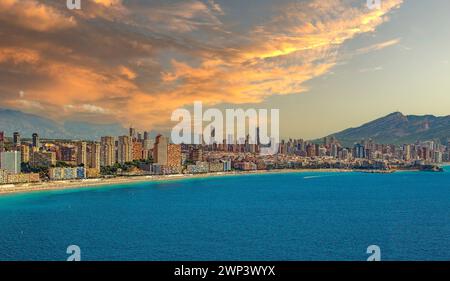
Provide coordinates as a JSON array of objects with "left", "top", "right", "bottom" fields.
[
  {"left": 0, "top": 109, "right": 126, "bottom": 140},
  {"left": 324, "top": 112, "right": 450, "bottom": 146}
]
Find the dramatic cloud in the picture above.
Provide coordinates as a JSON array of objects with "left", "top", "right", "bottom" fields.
[
  {"left": 0, "top": 0, "right": 403, "bottom": 131},
  {"left": 0, "top": 0, "right": 76, "bottom": 31}
]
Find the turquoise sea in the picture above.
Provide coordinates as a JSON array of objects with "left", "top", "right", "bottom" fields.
[{"left": 0, "top": 167, "right": 449, "bottom": 261}]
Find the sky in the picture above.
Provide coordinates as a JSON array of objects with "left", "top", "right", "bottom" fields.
[{"left": 0, "top": 0, "right": 449, "bottom": 139}]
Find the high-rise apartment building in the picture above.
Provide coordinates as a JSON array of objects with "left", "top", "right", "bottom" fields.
[
  {"left": 143, "top": 138, "right": 155, "bottom": 160},
  {"left": 306, "top": 143, "right": 315, "bottom": 157},
  {"left": 434, "top": 151, "right": 443, "bottom": 164},
  {"left": 0, "top": 151, "right": 21, "bottom": 174},
  {"left": 118, "top": 136, "right": 132, "bottom": 164},
  {"left": 354, "top": 143, "right": 366, "bottom": 159},
  {"left": 404, "top": 144, "right": 412, "bottom": 161},
  {"left": 129, "top": 127, "right": 136, "bottom": 139},
  {"left": 100, "top": 136, "right": 116, "bottom": 167},
  {"left": 88, "top": 142, "right": 101, "bottom": 171},
  {"left": 330, "top": 143, "right": 338, "bottom": 158},
  {"left": 21, "top": 145, "right": 30, "bottom": 163},
  {"left": 32, "top": 133, "right": 40, "bottom": 148},
  {"left": 13, "top": 132, "right": 20, "bottom": 146},
  {"left": 153, "top": 135, "right": 168, "bottom": 165},
  {"left": 76, "top": 142, "right": 87, "bottom": 166}
]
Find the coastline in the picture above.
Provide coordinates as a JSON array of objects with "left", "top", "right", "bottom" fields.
[
  {"left": 0, "top": 168, "right": 353, "bottom": 196},
  {"left": 1, "top": 165, "right": 445, "bottom": 196}
]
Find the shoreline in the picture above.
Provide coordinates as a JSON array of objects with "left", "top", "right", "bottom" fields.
[
  {"left": 0, "top": 168, "right": 354, "bottom": 196},
  {"left": 0, "top": 166, "right": 443, "bottom": 196}
]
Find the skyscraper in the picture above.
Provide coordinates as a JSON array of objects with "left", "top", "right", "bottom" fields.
[
  {"left": 76, "top": 142, "right": 87, "bottom": 166},
  {"left": 404, "top": 144, "right": 412, "bottom": 161},
  {"left": 32, "top": 133, "right": 40, "bottom": 148},
  {"left": 0, "top": 151, "right": 21, "bottom": 174},
  {"left": 433, "top": 151, "right": 443, "bottom": 164},
  {"left": 354, "top": 143, "right": 366, "bottom": 159},
  {"left": 87, "top": 142, "right": 101, "bottom": 171},
  {"left": 306, "top": 143, "right": 315, "bottom": 157},
  {"left": 330, "top": 143, "right": 338, "bottom": 158},
  {"left": 13, "top": 132, "right": 20, "bottom": 146},
  {"left": 143, "top": 139, "right": 154, "bottom": 160},
  {"left": 153, "top": 135, "right": 168, "bottom": 165},
  {"left": 129, "top": 127, "right": 136, "bottom": 139},
  {"left": 100, "top": 136, "right": 116, "bottom": 167},
  {"left": 21, "top": 145, "right": 30, "bottom": 163},
  {"left": 118, "top": 136, "right": 132, "bottom": 164}
]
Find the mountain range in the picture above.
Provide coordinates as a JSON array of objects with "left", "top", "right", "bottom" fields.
[
  {"left": 324, "top": 112, "right": 450, "bottom": 146},
  {"left": 0, "top": 109, "right": 126, "bottom": 140},
  {"left": 1, "top": 109, "right": 450, "bottom": 145}
]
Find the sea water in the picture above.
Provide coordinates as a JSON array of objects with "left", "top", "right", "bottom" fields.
[{"left": 0, "top": 167, "right": 449, "bottom": 261}]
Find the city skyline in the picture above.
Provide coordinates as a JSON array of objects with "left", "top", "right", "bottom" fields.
[
  {"left": 1, "top": 123, "right": 447, "bottom": 186},
  {"left": 1, "top": 1, "right": 450, "bottom": 139}
]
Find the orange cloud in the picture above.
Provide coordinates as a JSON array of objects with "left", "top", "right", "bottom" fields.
[
  {"left": 0, "top": 48, "right": 40, "bottom": 64},
  {"left": 0, "top": 0, "right": 404, "bottom": 133},
  {"left": 0, "top": 0, "right": 76, "bottom": 31},
  {"left": 93, "top": 0, "right": 122, "bottom": 6}
]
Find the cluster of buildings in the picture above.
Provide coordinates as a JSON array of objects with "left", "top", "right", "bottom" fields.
[
  {"left": 0, "top": 139, "right": 40, "bottom": 184},
  {"left": 275, "top": 137, "right": 450, "bottom": 164},
  {"left": 0, "top": 128, "right": 449, "bottom": 185}
]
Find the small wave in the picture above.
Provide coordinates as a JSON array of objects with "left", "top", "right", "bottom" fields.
[{"left": 303, "top": 176, "right": 323, "bottom": 179}]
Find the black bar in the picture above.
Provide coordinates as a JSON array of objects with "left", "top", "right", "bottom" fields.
[{"left": 0, "top": 262, "right": 448, "bottom": 280}]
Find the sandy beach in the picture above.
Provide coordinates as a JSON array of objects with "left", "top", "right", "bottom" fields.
[{"left": 0, "top": 169, "right": 357, "bottom": 196}]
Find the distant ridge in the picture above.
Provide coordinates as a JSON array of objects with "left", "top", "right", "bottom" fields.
[
  {"left": 323, "top": 112, "right": 450, "bottom": 146},
  {"left": 0, "top": 108, "right": 126, "bottom": 140},
  {"left": 2, "top": 109, "right": 450, "bottom": 145}
]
